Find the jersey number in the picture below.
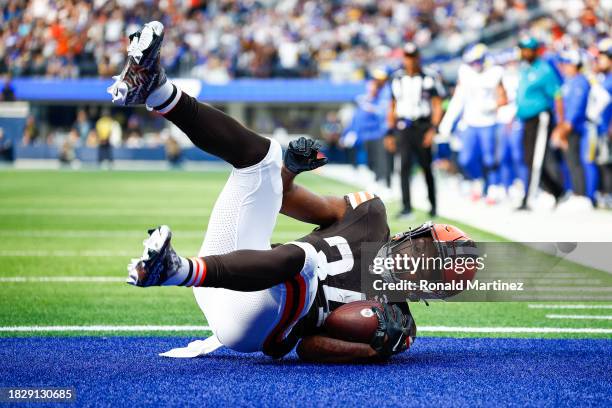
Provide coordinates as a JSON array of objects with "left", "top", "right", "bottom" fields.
[
  {"left": 316, "top": 236, "right": 363, "bottom": 306},
  {"left": 316, "top": 236, "right": 354, "bottom": 280}
]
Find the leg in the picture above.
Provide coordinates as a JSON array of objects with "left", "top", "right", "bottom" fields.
[
  {"left": 131, "top": 138, "right": 316, "bottom": 354},
  {"left": 420, "top": 145, "right": 437, "bottom": 213},
  {"left": 477, "top": 125, "right": 499, "bottom": 194},
  {"left": 365, "top": 139, "right": 377, "bottom": 176},
  {"left": 603, "top": 164, "right": 612, "bottom": 207},
  {"left": 161, "top": 90, "right": 270, "bottom": 169},
  {"left": 115, "top": 22, "right": 299, "bottom": 352},
  {"left": 499, "top": 129, "right": 514, "bottom": 190},
  {"left": 603, "top": 164, "right": 612, "bottom": 194},
  {"left": 538, "top": 115, "right": 564, "bottom": 200},
  {"left": 458, "top": 126, "right": 481, "bottom": 180},
  {"left": 566, "top": 133, "right": 585, "bottom": 196},
  {"left": 371, "top": 138, "right": 387, "bottom": 182},
  {"left": 509, "top": 120, "right": 528, "bottom": 189},
  {"left": 398, "top": 128, "right": 414, "bottom": 212},
  {"left": 194, "top": 138, "right": 300, "bottom": 351},
  {"left": 580, "top": 131, "right": 599, "bottom": 203},
  {"left": 557, "top": 153, "right": 573, "bottom": 192},
  {"left": 539, "top": 148, "right": 564, "bottom": 200},
  {"left": 521, "top": 115, "right": 538, "bottom": 206},
  {"left": 413, "top": 124, "right": 436, "bottom": 213},
  {"left": 384, "top": 147, "right": 394, "bottom": 188},
  {"left": 197, "top": 140, "right": 283, "bottom": 257},
  {"left": 107, "top": 22, "right": 269, "bottom": 169}
]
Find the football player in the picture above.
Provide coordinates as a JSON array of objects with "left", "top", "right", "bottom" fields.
[{"left": 109, "top": 22, "right": 474, "bottom": 363}]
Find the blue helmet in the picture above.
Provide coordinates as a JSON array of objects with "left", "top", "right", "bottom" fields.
[{"left": 463, "top": 43, "right": 488, "bottom": 64}]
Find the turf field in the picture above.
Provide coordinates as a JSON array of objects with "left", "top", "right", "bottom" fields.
[{"left": 1, "top": 170, "right": 611, "bottom": 406}]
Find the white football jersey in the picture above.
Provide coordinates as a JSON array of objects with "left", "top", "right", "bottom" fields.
[
  {"left": 457, "top": 64, "right": 504, "bottom": 127},
  {"left": 497, "top": 68, "right": 519, "bottom": 124}
]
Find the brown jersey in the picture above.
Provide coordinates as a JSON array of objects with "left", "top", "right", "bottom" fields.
[{"left": 295, "top": 192, "right": 390, "bottom": 334}]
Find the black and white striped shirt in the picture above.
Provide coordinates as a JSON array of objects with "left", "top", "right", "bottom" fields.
[{"left": 390, "top": 68, "right": 445, "bottom": 121}]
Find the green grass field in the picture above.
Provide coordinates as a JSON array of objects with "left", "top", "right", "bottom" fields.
[{"left": 1, "top": 170, "right": 611, "bottom": 339}]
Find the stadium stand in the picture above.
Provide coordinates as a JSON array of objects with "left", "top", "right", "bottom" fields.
[
  {"left": 0, "top": 0, "right": 611, "bottom": 209},
  {"left": 1, "top": 0, "right": 536, "bottom": 80}
]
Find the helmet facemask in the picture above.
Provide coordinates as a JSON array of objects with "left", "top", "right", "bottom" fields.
[{"left": 374, "top": 222, "right": 478, "bottom": 300}]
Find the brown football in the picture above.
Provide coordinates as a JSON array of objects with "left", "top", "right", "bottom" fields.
[{"left": 323, "top": 300, "right": 382, "bottom": 343}]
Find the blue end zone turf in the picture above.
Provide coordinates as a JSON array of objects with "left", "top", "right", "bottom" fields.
[{"left": 1, "top": 337, "right": 610, "bottom": 407}]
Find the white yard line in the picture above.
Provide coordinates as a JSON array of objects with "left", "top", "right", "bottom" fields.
[
  {"left": 418, "top": 326, "right": 612, "bottom": 334},
  {"left": 513, "top": 295, "right": 612, "bottom": 301},
  {"left": 0, "top": 230, "right": 301, "bottom": 239},
  {"left": 0, "top": 325, "right": 211, "bottom": 332},
  {"left": 494, "top": 274, "right": 586, "bottom": 279},
  {"left": 0, "top": 250, "right": 135, "bottom": 257},
  {"left": 0, "top": 276, "right": 124, "bottom": 283},
  {"left": 528, "top": 304, "right": 612, "bottom": 309},
  {"left": 545, "top": 314, "right": 612, "bottom": 320},
  {"left": 525, "top": 287, "right": 612, "bottom": 292},
  {"left": 0, "top": 208, "right": 211, "bottom": 217},
  {"left": 1, "top": 325, "right": 611, "bottom": 334},
  {"left": 521, "top": 279, "right": 602, "bottom": 285},
  {"left": 0, "top": 230, "right": 205, "bottom": 238}
]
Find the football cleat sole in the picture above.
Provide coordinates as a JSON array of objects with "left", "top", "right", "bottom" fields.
[
  {"left": 127, "top": 225, "right": 172, "bottom": 287},
  {"left": 107, "top": 21, "right": 167, "bottom": 107}
]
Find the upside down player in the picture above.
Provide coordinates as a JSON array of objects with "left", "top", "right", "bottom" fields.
[{"left": 109, "top": 22, "right": 474, "bottom": 363}]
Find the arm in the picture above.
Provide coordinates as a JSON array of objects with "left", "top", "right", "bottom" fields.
[
  {"left": 430, "top": 95, "right": 443, "bottom": 127},
  {"left": 281, "top": 166, "right": 347, "bottom": 227},
  {"left": 438, "top": 83, "right": 465, "bottom": 137},
  {"left": 384, "top": 98, "right": 398, "bottom": 153},
  {"left": 545, "top": 68, "right": 566, "bottom": 131},
  {"left": 551, "top": 95, "right": 569, "bottom": 147},
  {"left": 554, "top": 95, "right": 565, "bottom": 126},
  {"left": 423, "top": 95, "right": 443, "bottom": 148},
  {"left": 297, "top": 335, "right": 383, "bottom": 363},
  {"left": 387, "top": 98, "right": 397, "bottom": 129},
  {"left": 280, "top": 137, "right": 346, "bottom": 226},
  {"left": 549, "top": 73, "right": 568, "bottom": 148},
  {"left": 496, "top": 82, "right": 508, "bottom": 108},
  {"left": 297, "top": 302, "right": 414, "bottom": 363}
]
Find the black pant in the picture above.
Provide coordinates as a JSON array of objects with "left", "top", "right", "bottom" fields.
[
  {"left": 600, "top": 139, "right": 612, "bottom": 194},
  {"left": 565, "top": 132, "right": 585, "bottom": 196},
  {"left": 398, "top": 120, "right": 436, "bottom": 213},
  {"left": 165, "top": 92, "right": 269, "bottom": 168},
  {"left": 602, "top": 164, "right": 612, "bottom": 194},
  {"left": 521, "top": 112, "right": 564, "bottom": 205},
  {"left": 98, "top": 142, "right": 113, "bottom": 163},
  {"left": 365, "top": 138, "right": 393, "bottom": 186}
]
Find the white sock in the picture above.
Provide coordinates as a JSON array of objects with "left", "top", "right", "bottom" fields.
[
  {"left": 146, "top": 81, "right": 182, "bottom": 113},
  {"left": 162, "top": 256, "right": 207, "bottom": 287}
]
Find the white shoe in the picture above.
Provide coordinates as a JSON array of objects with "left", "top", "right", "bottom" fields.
[
  {"left": 126, "top": 225, "right": 182, "bottom": 287},
  {"left": 531, "top": 191, "right": 557, "bottom": 211},
  {"left": 556, "top": 195, "right": 594, "bottom": 213}
]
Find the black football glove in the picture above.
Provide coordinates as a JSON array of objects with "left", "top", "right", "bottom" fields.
[
  {"left": 370, "top": 303, "right": 412, "bottom": 358},
  {"left": 284, "top": 137, "right": 328, "bottom": 174}
]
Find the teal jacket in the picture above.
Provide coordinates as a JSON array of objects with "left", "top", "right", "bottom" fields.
[{"left": 516, "top": 59, "right": 561, "bottom": 120}]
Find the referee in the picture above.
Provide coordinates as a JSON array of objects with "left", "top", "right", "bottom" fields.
[{"left": 387, "top": 42, "right": 444, "bottom": 218}]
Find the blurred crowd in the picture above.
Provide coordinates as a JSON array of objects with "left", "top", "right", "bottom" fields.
[
  {"left": 21, "top": 107, "right": 165, "bottom": 147},
  {"left": 330, "top": 0, "right": 612, "bottom": 212},
  {"left": 17, "top": 106, "right": 181, "bottom": 165},
  {"left": 0, "top": 0, "right": 535, "bottom": 81},
  {"left": 2, "top": 0, "right": 612, "bottom": 209}
]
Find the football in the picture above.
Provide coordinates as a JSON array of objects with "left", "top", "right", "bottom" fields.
[{"left": 323, "top": 300, "right": 382, "bottom": 344}]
